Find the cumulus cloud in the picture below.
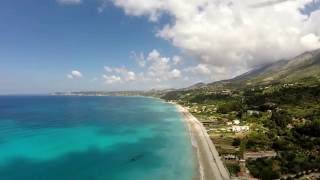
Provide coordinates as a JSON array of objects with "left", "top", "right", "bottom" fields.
[
  {"left": 172, "top": 55, "right": 182, "bottom": 65},
  {"left": 67, "top": 70, "right": 83, "bottom": 79},
  {"left": 102, "top": 49, "right": 247, "bottom": 88},
  {"left": 56, "top": 0, "right": 82, "bottom": 5},
  {"left": 103, "top": 66, "right": 136, "bottom": 84},
  {"left": 102, "top": 49, "right": 199, "bottom": 89},
  {"left": 103, "top": 75, "right": 122, "bottom": 84},
  {"left": 114, "top": 67, "right": 136, "bottom": 81},
  {"left": 104, "top": 66, "right": 113, "bottom": 72},
  {"left": 170, "top": 69, "right": 181, "bottom": 78},
  {"left": 184, "top": 64, "right": 211, "bottom": 75},
  {"left": 110, "top": 0, "right": 320, "bottom": 78},
  {"left": 67, "top": 74, "right": 74, "bottom": 79},
  {"left": 300, "top": 33, "right": 320, "bottom": 49},
  {"left": 146, "top": 49, "right": 171, "bottom": 78},
  {"left": 111, "top": 0, "right": 165, "bottom": 21},
  {"left": 131, "top": 51, "right": 146, "bottom": 67},
  {"left": 71, "top": 70, "right": 82, "bottom": 77}
]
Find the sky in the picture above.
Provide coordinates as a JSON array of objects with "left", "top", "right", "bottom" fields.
[{"left": 0, "top": 0, "right": 319, "bottom": 94}]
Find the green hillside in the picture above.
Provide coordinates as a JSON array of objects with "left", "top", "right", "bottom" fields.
[
  {"left": 161, "top": 49, "right": 320, "bottom": 179},
  {"left": 206, "top": 49, "right": 320, "bottom": 89}
]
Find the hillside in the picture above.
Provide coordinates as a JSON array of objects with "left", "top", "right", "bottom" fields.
[
  {"left": 231, "top": 49, "right": 320, "bottom": 85},
  {"left": 161, "top": 49, "right": 320, "bottom": 179},
  {"left": 193, "top": 49, "right": 320, "bottom": 89}
]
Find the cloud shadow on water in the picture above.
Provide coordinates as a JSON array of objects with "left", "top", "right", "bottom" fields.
[{"left": 0, "top": 136, "right": 167, "bottom": 180}]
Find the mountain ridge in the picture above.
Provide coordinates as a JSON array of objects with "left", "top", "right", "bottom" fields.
[{"left": 186, "top": 48, "right": 320, "bottom": 90}]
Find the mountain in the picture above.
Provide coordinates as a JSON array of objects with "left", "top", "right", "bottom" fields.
[
  {"left": 198, "top": 49, "right": 320, "bottom": 89},
  {"left": 184, "top": 82, "right": 207, "bottom": 90},
  {"left": 231, "top": 49, "right": 320, "bottom": 85}
]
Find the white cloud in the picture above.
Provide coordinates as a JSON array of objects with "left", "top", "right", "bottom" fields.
[
  {"left": 131, "top": 51, "right": 146, "bottom": 67},
  {"left": 67, "top": 74, "right": 74, "bottom": 79},
  {"left": 71, "top": 70, "right": 82, "bottom": 78},
  {"left": 102, "top": 66, "right": 136, "bottom": 84},
  {"left": 147, "top": 49, "right": 160, "bottom": 61},
  {"left": 126, "top": 71, "right": 136, "bottom": 81},
  {"left": 301, "top": 33, "right": 320, "bottom": 49},
  {"left": 67, "top": 70, "right": 82, "bottom": 79},
  {"left": 170, "top": 69, "right": 181, "bottom": 78},
  {"left": 114, "top": 67, "right": 136, "bottom": 81},
  {"left": 56, "top": 0, "right": 82, "bottom": 5},
  {"left": 172, "top": 55, "right": 182, "bottom": 65},
  {"left": 184, "top": 64, "right": 211, "bottom": 75},
  {"left": 146, "top": 49, "right": 171, "bottom": 78},
  {"left": 102, "top": 49, "right": 195, "bottom": 89},
  {"left": 103, "top": 75, "right": 122, "bottom": 84},
  {"left": 111, "top": 0, "right": 165, "bottom": 21},
  {"left": 97, "top": 1, "right": 108, "bottom": 13},
  {"left": 110, "top": 0, "right": 320, "bottom": 78},
  {"left": 104, "top": 66, "right": 113, "bottom": 72},
  {"left": 101, "top": 49, "right": 246, "bottom": 89}
]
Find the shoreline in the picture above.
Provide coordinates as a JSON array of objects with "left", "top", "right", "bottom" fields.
[{"left": 174, "top": 103, "right": 230, "bottom": 180}]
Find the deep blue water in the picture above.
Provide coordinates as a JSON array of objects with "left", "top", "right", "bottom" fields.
[{"left": 0, "top": 96, "right": 195, "bottom": 180}]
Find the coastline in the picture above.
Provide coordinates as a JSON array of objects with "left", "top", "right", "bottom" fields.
[
  {"left": 174, "top": 103, "right": 230, "bottom": 180},
  {"left": 45, "top": 95, "right": 230, "bottom": 179}
]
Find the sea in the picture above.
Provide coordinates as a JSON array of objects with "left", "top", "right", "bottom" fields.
[{"left": 0, "top": 95, "right": 195, "bottom": 180}]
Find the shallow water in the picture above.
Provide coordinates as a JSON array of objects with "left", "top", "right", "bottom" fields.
[{"left": 0, "top": 96, "right": 195, "bottom": 180}]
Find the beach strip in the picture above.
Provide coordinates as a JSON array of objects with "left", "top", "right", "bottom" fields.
[{"left": 176, "top": 104, "right": 230, "bottom": 180}]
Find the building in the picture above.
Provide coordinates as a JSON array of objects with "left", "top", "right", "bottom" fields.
[
  {"left": 221, "top": 89, "right": 232, "bottom": 96},
  {"left": 244, "top": 151, "right": 277, "bottom": 160},
  {"left": 233, "top": 119, "right": 240, "bottom": 125},
  {"left": 247, "top": 110, "right": 260, "bottom": 116},
  {"left": 232, "top": 125, "right": 249, "bottom": 132},
  {"left": 223, "top": 154, "right": 238, "bottom": 161}
]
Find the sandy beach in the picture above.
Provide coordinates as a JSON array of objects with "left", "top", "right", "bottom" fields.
[{"left": 175, "top": 104, "right": 230, "bottom": 180}]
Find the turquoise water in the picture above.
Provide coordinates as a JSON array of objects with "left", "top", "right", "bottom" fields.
[{"left": 0, "top": 96, "right": 195, "bottom": 180}]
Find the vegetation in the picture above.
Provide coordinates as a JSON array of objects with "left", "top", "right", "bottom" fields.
[
  {"left": 226, "top": 163, "right": 240, "bottom": 176},
  {"left": 247, "top": 158, "right": 281, "bottom": 180},
  {"left": 160, "top": 49, "right": 320, "bottom": 178},
  {"left": 161, "top": 80, "right": 320, "bottom": 178}
]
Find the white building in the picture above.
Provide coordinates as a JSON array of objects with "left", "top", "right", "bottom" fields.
[
  {"left": 247, "top": 110, "right": 260, "bottom": 116},
  {"left": 232, "top": 125, "right": 250, "bottom": 132},
  {"left": 233, "top": 119, "right": 240, "bottom": 125}
]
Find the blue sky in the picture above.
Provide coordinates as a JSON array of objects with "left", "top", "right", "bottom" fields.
[
  {"left": 0, "top": 0, "right": 180, "bottom": 94},
  {"left": 1, "top": 0, "right": 319, "bottom": 94}
]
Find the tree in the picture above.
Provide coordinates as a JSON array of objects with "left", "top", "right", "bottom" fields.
[
  {"left": 271, "top": 110, "right": 291, "bottom": 128},
  {"left": 232, "top": 138, "right": 241, "bottom": 146}
]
